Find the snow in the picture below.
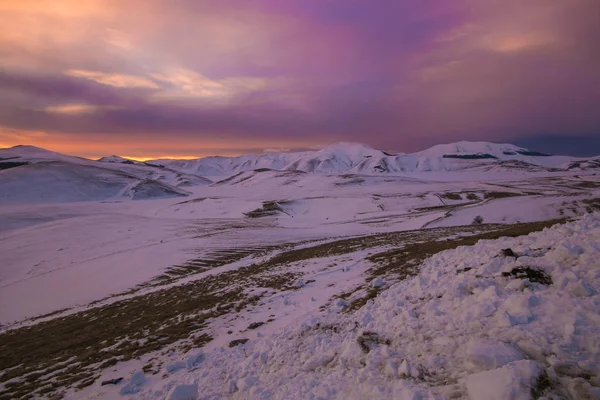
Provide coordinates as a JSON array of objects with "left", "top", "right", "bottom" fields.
[
  {"left": 98, "top": 155, "right": 137, "bottom": 164},
  {"left": 166, "top": 384, "right": 198, "bottom": 400},
  {"left": 119, "top": 371, "right": 146, "bottom": 395},
  {"left": 70, "top": 213, "right": 600, "bottom": 400},
  {"left": 1, "top": 161, "right": 598, "bottom": 324},
  {"left": 465, "top": 360, "right": 542, "bottom": 400},
  {"left": 464, "top": 339, "right": 524, "bottom": 370},
  {"left": 0, "top": 146, "right": 210, "bottom": 205},
  {"left": 0, "top": 208, "right": 205, "bottom": 322},
  {"left": 148, "top": 141, "right": 596, "bottom": 177},
  {"left": 2, "top": 142, "right": 600, "bottom": 399}
]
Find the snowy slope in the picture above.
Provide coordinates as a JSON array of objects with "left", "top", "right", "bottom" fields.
[
  {"left": 0, "top": 161, "right": 189, "bottom": 205},
  {"left": 97, "top": 214, "right": 600, "bottom": 400},
  {"left": 0, "top": 145, "right": 212, "bottom": 192},
  {"left": 98, "top": 155, "right": 142, "bottom": 164},
  {"left": 151, "top": 141, "right": 595, "bottom": 177},
  {"left": 0, "top": 145, "right": 90, "bottom": 165}
]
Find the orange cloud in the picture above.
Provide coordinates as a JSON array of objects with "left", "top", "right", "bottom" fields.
[
  {"left": 42, "top": 104, "right": 116, "bottom": 114},
  {"left": 65, "top": 70, "right": 159, "bottom": 89}
]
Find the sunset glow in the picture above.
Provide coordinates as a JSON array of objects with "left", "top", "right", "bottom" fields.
[{"left": 0, "top": 0, "right": 598, "bottom": 157}]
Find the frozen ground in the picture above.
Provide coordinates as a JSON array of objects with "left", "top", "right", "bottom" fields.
[
  {"left": 1, "top": 171, "right": 598, "bottom": 325},
  {"left": 99, "top": 213, "right": 600, "bottom": 400},
  {"left": 0, "top": 143, "right": 599, "bottom": 399}
]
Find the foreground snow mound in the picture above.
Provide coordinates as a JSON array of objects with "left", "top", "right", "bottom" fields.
[{"left": 131, "top": 214, "right": 600, "bottom": 399}]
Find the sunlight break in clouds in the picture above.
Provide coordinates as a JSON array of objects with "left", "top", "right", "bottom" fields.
[{"left": 65, "top": 70, "right": 159, "bottom": 89}]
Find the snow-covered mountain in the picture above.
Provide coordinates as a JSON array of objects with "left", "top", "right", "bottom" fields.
[
  {"left": 149, "top": 141, "right": 596, "bottom": 176},
  {"left": 0, "top": 145, "right": 211, "bottom": 187},
  {"left": 1, "top": 141, "right": 598, "bottom": 204},
  {"left": 0, "top": 161, "right": 191, "bottom": 205},
  {"left": 0, "top": 145, "right": 213, "bottom": 204},
  {"left": 98, "top": 155, "right": 142, "bottom": 164}
]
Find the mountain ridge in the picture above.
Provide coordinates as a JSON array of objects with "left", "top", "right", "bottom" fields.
[
  {"left": 143, "top": 141, "right": 595, "bottom": 176},
  {"left": 3, "top": 141, "right": 599, "bottom": 178}
]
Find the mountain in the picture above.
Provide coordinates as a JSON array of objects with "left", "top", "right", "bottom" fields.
[
  {"left": 2, "top": 141, "right": 597, "bottom": 204},
  {"left": 150, "top": 141, "right": 592, "bottom": 176},
  {"left": 0, "top": 145, "right": 212, "bottom": 188},
  {"left": 98, "top": 155, "right": 142, "bottom": 164},
  {"left": 0, "top": 145, "right": 213, "bottom": 205},
  {"left": 0, "top": 161, "right": 190, "bottom": 205}
]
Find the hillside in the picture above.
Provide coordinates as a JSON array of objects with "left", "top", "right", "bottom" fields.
[
  {"left": 0, "top": 146, "right": 211, "bottom": 204},
  {"left": 0, "top": 161, "right": 190, "bottom": 204}
]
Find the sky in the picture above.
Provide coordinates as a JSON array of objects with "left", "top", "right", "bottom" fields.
[{"left": 0, "top": 0, "right": 599, "bottom": 159}]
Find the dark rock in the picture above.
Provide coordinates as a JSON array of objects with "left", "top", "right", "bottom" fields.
[
  {"left": 247, "top": 322, "right": 265, "bottom": 330},
  {"left": 502, "top": 267, "right": 552, "bottom": 285},
  {"left": 101, "top": 377, "right": 124, "bottom": 386},
  {"left": 229, "top": 339, "right": 249, "bottom": 348},
  {"left": 456, "top": 267, "right": 472, "bottom": 274},
  {"left": 357, "top": 332, "right": 391, "bottom": 354},
  {"left": 501, "top": 248, "right": 519, "bottom": 258}
]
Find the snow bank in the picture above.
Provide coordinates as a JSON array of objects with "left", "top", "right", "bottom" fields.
[{"left": 116, "top": 214, "right": 600, "bottom": 398}]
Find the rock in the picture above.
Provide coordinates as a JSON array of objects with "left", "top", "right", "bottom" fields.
[
  {"left": 101, "top": 377, "right": 123, "bottom": 386},
  {"left": 167, "top": 383, "right": 198, "bottom": 400},
  {"left": 501, "top": 248, "right": 519, "bottom": 258},
  {"left": 247, "top": 321, "right": 265, "bottom": 330},
  {"left": 357, "top": 332, "right": 391, "bottom": 354},
  {"left": 501, "top": 267, "right": 552, "bottom": 286},
  {"left": 229, "top": 338, "right": 249, "bottom": 348},
  {"left": 465, "top": 360, "right": 542, "bottom": 400},
  {"left": 465, "top": 339, "right": 524, "bottom": 371}
]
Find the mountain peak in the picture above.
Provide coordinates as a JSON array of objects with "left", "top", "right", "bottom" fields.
[
  {"left": 98, "top": 155, "right": 128, "bottom": 163},
  {"left": 417, "top": 141, "right": 526, "bottom": 157},
  {"left": 315, "top": 142, "right": 381, "bottom": 158}
]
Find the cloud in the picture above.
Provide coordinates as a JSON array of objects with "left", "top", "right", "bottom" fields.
[
  {"left": 65, "top": 70, "right": 159, "bottom": 89},
  {"left": 42, "top": 104, "right": 117, "bottom": 114},
  {"left": 0, "top": 0, "right": 598, "bottom": 157}
]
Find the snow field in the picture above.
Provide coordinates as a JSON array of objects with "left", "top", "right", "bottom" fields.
[{"left": 90, "top": 213, "right": 600, "bottom": 400}]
